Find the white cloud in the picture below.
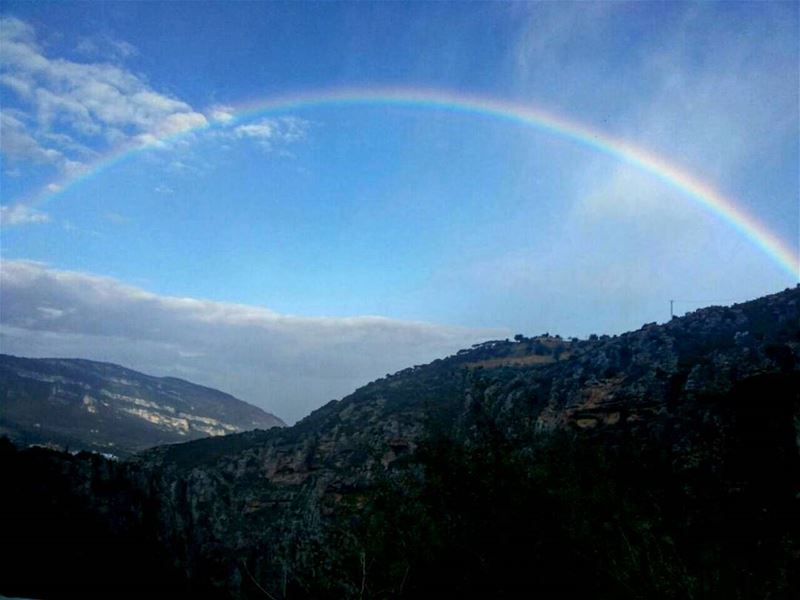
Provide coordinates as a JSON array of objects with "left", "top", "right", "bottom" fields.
[
  {"left": 0, "top": 112, "right": 62, "bottom": 163},
  {"left": 228, "top": 116, "right": 310, "bottom": 150},
  {"left": 234, "top": 120, "right": 274, "bottom": 140},
  {"left": 208, "top": 105, "right": 235, "bottom": 123},
  {"left": 0, "top": 204, "right": 50, "bottom": 226},
  {"left": 154, "top": 184, "right": 174, "bottom": 195},
  {"left": 75, "top": 34, "right": 138, "bottom": 60},
  {"left": 36, "top": 306, "right": 67, "bottom": 319},
  {"left": 0, "top": 260, "right": 503, "bottom": 423},
  {"left": 0, "top": 16, "right": 208, "bottom": 176},
  {"left": 0, "top": 73, "right": 33, "bottom": 97},
  {"left": 0, "top": 15, "right": 35, "bottom": 46},
  {"left": 60, "top": 159, "right": 89, "bottom": 177}
]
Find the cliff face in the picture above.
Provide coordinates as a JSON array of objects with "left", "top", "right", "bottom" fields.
[
  {"left": 0, "top": 355, "right": 285, "bottom": 456},
  {"left": 2, "top": 287, "right": 798, "bottom": 598}
]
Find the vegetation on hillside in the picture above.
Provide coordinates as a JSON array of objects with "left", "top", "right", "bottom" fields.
[{"left": 1, "top": 288, "right": 798, "bottom": 598}]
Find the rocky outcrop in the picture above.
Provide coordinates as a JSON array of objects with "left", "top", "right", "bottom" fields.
[
  {"left": 114, "top": 286, "right": 797, "bottom": 595},
  {"left": 2, "top": 286, "right": 798, "bottom": 598},
  {"left": 0, "top": 355, "right": 285, "bottom": 456}
]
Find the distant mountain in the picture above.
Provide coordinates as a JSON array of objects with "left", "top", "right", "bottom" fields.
[
  {"left": 1, "top": 287, "right": 798, "bottom": 598},
  {"left": 0, "top": 355, "right": 285, "bottom": 457}
]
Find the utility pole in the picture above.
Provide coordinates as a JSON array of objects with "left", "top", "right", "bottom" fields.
[{"left": 670, "top": 299, "right": 674, "bottom": 319}]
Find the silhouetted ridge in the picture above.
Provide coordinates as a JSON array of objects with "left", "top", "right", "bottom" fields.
[{"left": 2, "top": 286, "right": 798, "bottom": 598}]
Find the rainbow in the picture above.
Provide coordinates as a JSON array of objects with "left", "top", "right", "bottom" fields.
[{"left": 9, "top": 86, "right": 799, "bottom": 279}]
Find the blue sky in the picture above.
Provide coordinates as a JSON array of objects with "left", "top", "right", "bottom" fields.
[{"left": 1, "top": 2, "right": 798, "bottom": 422}]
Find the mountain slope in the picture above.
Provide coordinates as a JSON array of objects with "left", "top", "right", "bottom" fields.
[
  {"left": 0, "top": 355, "right": 285, "bottom": 456},
  {"left": 1, "top": 286, "right": 798, "bottom": 598},
  {"left": 143, "top": 284, "right": 799, "bottom": 470}
]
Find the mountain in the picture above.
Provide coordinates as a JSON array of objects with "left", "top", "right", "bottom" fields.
[
  {"left": 0, "top": 355, "right": 285, "bottom": 457},
  {"left": 1, "top": 287, "right": 798, "bottom": 598}
]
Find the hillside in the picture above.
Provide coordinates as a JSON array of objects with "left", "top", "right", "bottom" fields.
[
  {"left": 1, "top": 286, "right": 798, "bottom": 598},
  {"left": 0, "top": 355, "right": 285, "bottom": 457}
]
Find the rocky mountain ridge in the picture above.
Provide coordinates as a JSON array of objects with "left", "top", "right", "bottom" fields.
[
  {"left": 0, "top": 355, "right": 285, "bottom": 456},
  {"left": 142, "top": 285, "right": 799, "bottom": 471},
  {"left": 2, "top": 286, "right": 798, "bottom": 598}
]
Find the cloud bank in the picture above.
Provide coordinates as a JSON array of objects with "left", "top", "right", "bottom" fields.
[
  {"left": 0, "top": 16, "right": 207, "bottom": 174},
  {"left": 0, "top": 260, "right": 504, "bottom": 423}
]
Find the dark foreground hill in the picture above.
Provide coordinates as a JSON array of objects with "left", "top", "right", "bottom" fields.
[
  {"left": 0, "top": 355, "right": 285, "bottom": 457},
  {"left": 1, "top": 287, "right": 798, "bottom": 598}
]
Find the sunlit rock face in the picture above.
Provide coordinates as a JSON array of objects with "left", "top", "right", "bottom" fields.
[{"left": 0, "top": 356, "right": 285, "bottom": 457}]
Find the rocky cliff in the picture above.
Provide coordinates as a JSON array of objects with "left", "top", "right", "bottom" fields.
[{"left": 2, "top": 287, "right": 798, "bottom": 598}]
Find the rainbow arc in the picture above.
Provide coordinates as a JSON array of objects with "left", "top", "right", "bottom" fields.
[{"left": 11, "top": 87, "right": 799, "bottom": 279}]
